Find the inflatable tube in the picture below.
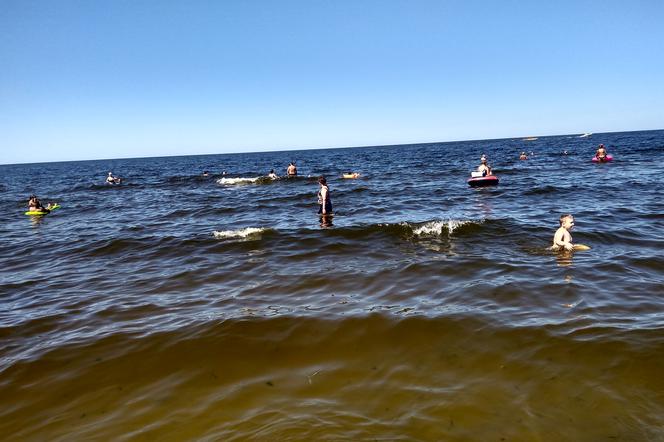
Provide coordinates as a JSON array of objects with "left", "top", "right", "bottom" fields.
[
  {"left": 342, "top": 173, "right": 360, "bottom": 179},
  {"left": 550, "top": 243, "right": 591, "bottom": 252},
  {"left": 592, "top": 155, "right": 613, "bottom": 163},
  {"left": 25, "top": 204, "right": 60, "bottom": 216},
  {"left": 468, "top": 175, "right": 499, "bottom": 187}
]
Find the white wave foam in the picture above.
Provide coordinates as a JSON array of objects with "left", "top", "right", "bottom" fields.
[
  {"left": 413, "top": 219, "right": 480, "bottom": 236},
  {"left": 212, "top": 227, "right": 267, "bottom": 240},
  {"left": 217, "top": 177, "right": 259, "bottom": 185}
]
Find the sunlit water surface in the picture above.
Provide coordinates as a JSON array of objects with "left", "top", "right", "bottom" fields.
[{"left": 1, "top": 130, "right": 663, "bottom": 440}]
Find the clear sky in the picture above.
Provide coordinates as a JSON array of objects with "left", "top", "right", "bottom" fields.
[{"left": 1, "top": 0, "right": 663, "bottom": 164}]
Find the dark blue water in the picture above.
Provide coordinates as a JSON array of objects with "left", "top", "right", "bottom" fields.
[{"left": 1, "top": 130, "right": 663, "bottom": 440}]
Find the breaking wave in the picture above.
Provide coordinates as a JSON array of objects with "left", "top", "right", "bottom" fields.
[{"left": 212, "top": 227, "right": 270, "bottom": 240}]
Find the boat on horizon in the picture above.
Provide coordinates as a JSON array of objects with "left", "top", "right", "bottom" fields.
[
  {"left": 579, "top": 132, "right": 593, "bottom": 138},
  {"left": 522, "top": 137, "right": 538, "bottom": 141}
]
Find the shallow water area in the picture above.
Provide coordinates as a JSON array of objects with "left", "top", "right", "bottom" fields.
[{"left": 1, "top": 130, "right": 664, "bottom": 440}]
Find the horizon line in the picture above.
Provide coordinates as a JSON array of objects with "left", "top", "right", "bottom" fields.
[{"left": 2, "top": 127, "right": 662, "bottom": 167}]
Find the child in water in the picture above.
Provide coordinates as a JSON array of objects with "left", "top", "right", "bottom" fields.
[{"left": 552, "top": 214, "right": 575, "bottom": 251}]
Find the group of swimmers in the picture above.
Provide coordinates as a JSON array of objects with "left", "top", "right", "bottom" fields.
[
  {"left": 27, "top": 195, "right": 56, "bottom": 213},
  {"left": 28, "top": 144, "right": 611, "bottom": 247},
  {"left": 550, "top": 144, "right": 610, "bottom": 250},
  {"left": 473, "top": 144, "right": 610, "bottom": 251},
  {"left": 268, "top": 163, "right": 298, "bottom": 179}
]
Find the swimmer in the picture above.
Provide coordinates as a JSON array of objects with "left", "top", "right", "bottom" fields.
[
  {"left": 317, "top": 176, "right": 332, "bottom": 216},
  {"left": 106, "top": 172, "right": 121, "bottom": 185},
  {"left": 287, "top": 162, "right": 298, "bottom": 177},
  {"left": 342, "top": 172, "right": 360, "bottom": 179},
  {"left": 202, "top": 170, "right": 209, "bottom": 177},
  {"left": 519, "top": 152, "right": 528, "bottom": 160},
  {"left": 552, "top": 214, "right": 575, "bottom": 251},
  {"left": 268, "top": 169, "right": 278, "bottom": 179},
  {"left": 27, "top": 195, "right": 54, "bottom": 212},
  {"left": 477, "top": 155, "right": 492, "bottom": 176},
  {"left": 595, "top": 144, "right": 607, "bottom": 160}
]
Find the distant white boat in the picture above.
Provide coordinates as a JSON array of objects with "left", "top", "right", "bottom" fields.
[{"left": 579, "top": 132, "right": 592, "bottom": 138}]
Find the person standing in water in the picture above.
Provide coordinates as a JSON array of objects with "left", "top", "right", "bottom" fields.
[
  {"left": 287, "top": 162, "right": 297, "bottom": 177},
  {"left": 317, "top": 176, "right": 332, "bottom": 216},
  {"left": 552, "top": 214, "right": 575, "bottom": 251}
]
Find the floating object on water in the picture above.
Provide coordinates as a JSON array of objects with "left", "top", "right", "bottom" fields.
[
  {"left": 342, "top": 173, "right": 360, "bottom": 179},
  {"left": 468, "top": 175, "right": 499, "bottom": 187},
  {"left": 592, "top": 155, "right": 613, "bottom": 163},
  {"left": 522, "top": 137, "right": 538, "bottom": 141},
  {"left": 579, "top": 132, "right": 592, "bottom": 138},
  {"left": 25, "top": 204, "right": 60, "bottom": 216},
  {"left": 550, "top": 243, "right": 591, "bottom": 252}
]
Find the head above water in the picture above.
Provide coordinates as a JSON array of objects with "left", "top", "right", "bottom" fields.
[
  {"left": 481, "top": 157, "right": 487, "bottom": 163},
  {"left": 318, "top": 176, "right": 327, "bottom": 185},
  {"left": 559, "top": 214, "right": 574, "bottom": 228}
]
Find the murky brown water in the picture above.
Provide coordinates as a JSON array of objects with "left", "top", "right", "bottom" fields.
[{"left": 2, "top": 316, "right": 663, "bottom": 441}]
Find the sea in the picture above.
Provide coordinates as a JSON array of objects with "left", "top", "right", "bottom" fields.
[{"left": 1, "top": 129, "right": 663, "bottom": 441}]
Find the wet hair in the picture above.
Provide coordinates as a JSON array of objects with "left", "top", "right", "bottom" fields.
[
  {"left": 318, "top": 176, "right": 327, "bottom": 185},
  {"left": 269, "top": 169, "right": 274, "bottom": 174},
  {"left": 559, "top": 214, "right": 573, "bottom": 225}
]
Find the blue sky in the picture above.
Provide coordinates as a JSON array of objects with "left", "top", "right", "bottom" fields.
[{"left": 1, "top": 0, "right": 663, "bottom": 164}]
